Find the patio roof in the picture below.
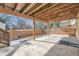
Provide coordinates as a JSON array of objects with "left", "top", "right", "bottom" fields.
[{"left": 0, "top": 3, "right": 79, "bottom": 22}]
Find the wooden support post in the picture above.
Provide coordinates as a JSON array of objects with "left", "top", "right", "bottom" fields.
[
  {"left": 7, "top": 32, "right": 10, "bottom": 46},
  {"left": 47, "top": 21, "right": 49, "bottom": 35},
  {"left": 76, "top": 11, "right": 79, "bottom": 42},
  {"left": 33, "top": 19, "right": 35, "bottom": 41}
]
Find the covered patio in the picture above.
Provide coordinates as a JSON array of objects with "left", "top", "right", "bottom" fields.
[{"left": 0, "top": 3, "right": 79, "bottom": 56}]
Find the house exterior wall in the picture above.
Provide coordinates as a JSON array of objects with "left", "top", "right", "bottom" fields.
[{"left": 0, "top": 22, "right": 5, "bottom": 30}]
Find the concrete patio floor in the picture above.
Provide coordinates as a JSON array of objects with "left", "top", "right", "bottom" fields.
[{"left": 0, "top": 34, "right": 79, "bottom": 56}]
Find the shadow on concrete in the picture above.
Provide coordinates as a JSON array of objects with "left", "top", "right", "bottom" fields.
[{"left": 45, "top": 43, "right": 79, "bottom": 56}]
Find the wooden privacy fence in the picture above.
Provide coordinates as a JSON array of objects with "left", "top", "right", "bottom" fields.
[
  {"left": 49, "top": 28, "right": 76, "bottom": 36},
  {"left": 8, "top": 29, "right": 47, "bottom": 41},
  {"left": 0, "top": 28, "right": 75, "bottom": 42},
  {"left": 0, "top": 28, "right": 10, "bottom": 46}
]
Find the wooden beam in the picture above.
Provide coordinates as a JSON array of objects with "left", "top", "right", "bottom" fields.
[
  {"left": 34, "top": 3, "right": 58, "bottom": 16},
  {"left": 22, "top": 3, "right": 36, "bottom": 14},
  {"left": 33, "top": 19, "right": 35, "bottom": 41},
  {"left": 11, "top": 3, "right": 18, "bottom": 10},
  {"left": 76, "top": 11, "right": 79, "bottom": 42},
  {"left": 50, "top": 4, "right": 79, "bottom": 17},
  {"left": 0, "top": 6, "right": 45, "bottom": 22},
  {"left": 38, "top": 4, "right": 79, "bottom": 19},
  {"left": 43, "top": 7, "right": 79, "bottom": 20},
  {"left": 36, "top": 4, "right": 68, "bottom": 18},
  {"left": 4, "top": 3, "right": 6, "bottom": 8},
  {"left": 15, "top": 3, "right": 26, "bottom": 12},
  {"left": 24, "top": 3, "right": 42, "bottom": 15},
  {"left": 5, "top": 3, "right": 17, "bottom": 10},
  {"left": 0, "top": 3, "right": 5, "bottom": 8},
  {"left": 27, "top": 3, "right": 47, "bottom": 16},
  {"left": 76, "top": 11, "right": 79, "bottom": 17},
  {"left": 50, "top": 12, "right": 77, "bottom": 22},
  {"left": 47, "top": 21, "right": 50, "bottom": 35},
  {"left": 5, "top": 3, "right": 8, "bottom": 9},
  {"left": 37, "top": 4, "right": 70, "bottom": 18},
  {"left": 0, "top": 6, "right": 31, "bottom": 18}
]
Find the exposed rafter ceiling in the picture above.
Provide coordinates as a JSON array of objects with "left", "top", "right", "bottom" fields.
[
  {"left": 0, "top": 3, "right": 79, "bottom": 22},
  {"left": 22, "top": 3, "right": 37, "bottom": 14},
  {"left": 27, "top": 3, "right": 47, "bottom": 16}
]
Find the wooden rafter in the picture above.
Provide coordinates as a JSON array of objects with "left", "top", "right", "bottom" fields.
[
  {"left": 24, "top": 3, "right": 42, "bottom": 15},
  {"left": 15, "top": 3, "right": 26, "bottom": 12},
  {"left": 50, "top": 12, "right": 77, "bottom": 22},
  {"left": 40, "top": 8, "right": 78, "bottom": 22},
  {"left": 27, "top": 3, "right": 48, "bottom": 16},
  {"left": 36, "top": 4, "right": 70, "bottom": 18},
  {"left": 13, "top": 3, "right": 17, "bottom": 10},
  {"left": 0, "top": 3, "right": 5, "bottom": 8},
  {"left": 0, "top": 3, "right": 79, "bottom": 22},
  {"left": 22, "top": 3, "right": 36, "bottom": 14},
  {"left": 50, "top": 4, "right": 79, "bottom": 16},
  {"left": 5, "top": 3, "right": 17, "bottom": 10},
  {"left": 33, "top": 3, "right": 58, "bottom": 16},
  {"left": 38, "top": 4, "right": 79, "bottom": 19},
  {"left": 43, "top": 6, "right": 79, "bottom": 20}
]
